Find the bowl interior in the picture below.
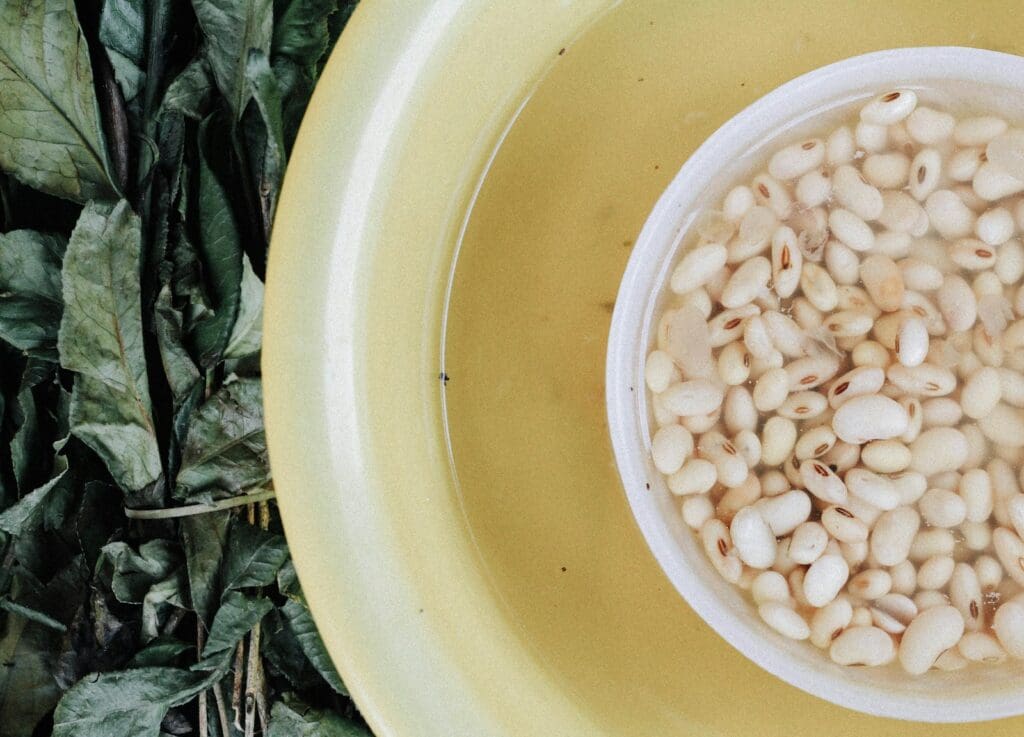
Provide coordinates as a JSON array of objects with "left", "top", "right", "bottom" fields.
[{"left": 607, "top": 46, "right": 1024, "bottom": 722}]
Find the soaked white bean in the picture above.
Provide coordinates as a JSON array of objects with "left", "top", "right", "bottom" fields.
[{"left": 647, "top": 90, "right": 1024, "bottom": 676}]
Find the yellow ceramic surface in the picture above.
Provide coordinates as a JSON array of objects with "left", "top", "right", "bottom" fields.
[{"left": 264, "top": 1, "right": 1024, "bottom": 735}]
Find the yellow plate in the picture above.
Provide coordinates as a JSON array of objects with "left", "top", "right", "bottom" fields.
[{"left": 264, "top": 1, "right": 1024, "bottom": 734}]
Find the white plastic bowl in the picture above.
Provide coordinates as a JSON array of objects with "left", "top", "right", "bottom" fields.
[{"left": 607, "top": 47, "right": 1024, "bottom": 722}]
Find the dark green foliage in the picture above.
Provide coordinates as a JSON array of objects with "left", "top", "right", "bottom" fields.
[{"left": 0, "top": 0, "right": 367, "bottom": 734}]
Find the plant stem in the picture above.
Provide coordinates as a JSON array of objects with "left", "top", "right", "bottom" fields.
[
  {"left": 232, "top": 640, "right": 245, "bottom": 731},
  {"left": 124, "top": 489, "right": 275, "bottom": 520},
  {"left": 198, "top": 620, "right": 209, "bottom": 737}
]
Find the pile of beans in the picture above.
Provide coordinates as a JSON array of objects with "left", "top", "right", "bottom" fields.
[{"left": 646, "top": 88, "right": 1024, "bottom": 673}]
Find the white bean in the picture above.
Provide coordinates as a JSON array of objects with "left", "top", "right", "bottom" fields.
[
  {"left": 784, "top": 353, "right": 840, "bottom": 391},
  {"left": 804, "top": 554, "right": 850, "bottom": 607},
  {"left": 955, "top": 116, "right": 1008, "bottom": 146},
  {"left": 887, "top": 363, "right": 957, "bottom": 397},
  {"left": 822, "top": 505, "right": 869, "bottom": 543},
  {"left": 872, "top": 593, "right": 918, "bottom": 634},
  {"left": 993, "top": 527, "right": 1024, "bottom": 587},
  {"left": 770, "top": 226, "right": 802, "bottom": 298},
  {"left": 908, "top": 148, "right": 942, "bottom": 201},
  {"left": 810, "top": 597, "right": 854, "bottom": 649},
  {"left": 890, "top": 561, "right": 918, "bottom": 596},
  {"left": 898, "top": 605, "right": 964, "bottom": 674},
  {"left": 756, "top": 490, "right": 812, "bottom": 537},
  {"left": 827, "top": 367, "right": 884, "bottom": 409},
  {"left": 721, "top": 256, "right": 771, "bottom": 308},
  {"left": 768, "top": 139, "right": 825, "bottom": 181},
  {"left": 752, "top": 174, "right": 792, "bottom": 218},
  {"left": 962, "top": 366, "right": 1002, "bottom": 419},
  {"left": 898, "top": 258, "right": 943, "bottom": 292},
  {"left": 906, "top": 106, "right": 955, "bottom": 144},
  {"left": 795, "top": 169, "right": 832, "bottom": 208},
  {"left": 752, "top": 367, "right": 788, "bottom": 412},
  {"left": 958, "top": 632, "right": 1007, "bottom": 664},
  {"left": 670, "top": 243, "right": 729, "bottom": 295},
  {"left": 949, "top": 147, "right": 985, "bottom": 182},
  {"left": 830, "top": 626, "right": 896, "bottom": 666},
  {"left": 661, "top": 380, "right": 725, "bottom": 417},
  {"left": 730, "top": 206, "right": 777, "bottom": 262},
  {"left": 976, "top": 207, "right": 1016, "bottom": 246},
  {"left": 980, "top": 404, "right": 1024, "bottom": 449},
  {"left": 651, "top": 424, "right": 694, "bottom": 475},
  {"left": 974, "top": 162, "right": 1024, "bottom": 200},
  {"left": 871, "top": 506, "right": 921, "bottom": 566},
  {"left": 879, "top": 191, "right": 925, "bottom": 233},
  {"left": 855, "top": 121, "right": 888, "bottom": 152},
  {"left": 914, "top": 590, "right": 950, "bottom": 612},
  {"left": 751, "top": 570, "right": 790, "bottom": 604},
  {"left": 960, "top": 468, "right": 994, "bottom": 523},
  {"left": 926, "top": 190, "right": 976, "bottom": 240},
  {"left": 848, "top": 568, "right": 892, "bottom": 600},
  {"left": 799, "top": 459, "right": 848, "bottom": 504},
  {"left": 950, "top": 238, "right": 997, "bottom": 271},
  {"left": 826, "top": 126, "right": 855, "bottom": 165},
  {"left": 974, "top": 554, "right": 1003, "bottom": 590},
  {"left": 730, "top": 506, "right": 777, "bottom": 569},
  {"left": 860, "top": 440, "right": 911, "bottom": 474},
  {"left": 895, "top": 316, "right": 928, "bottom": 367},
  {"left": 800, "top": 262, "right": 839, "bottom": 311},
  {"left": 950, "top": 563, "right": 985, "bottom": 631},
  {"left": 831, "top": 394, "right": 909, "bottom": 444},
  {"left": 1009, "top": 495, "right": 1024, "bottom": 539},
  {"left": 681, "top": 495, "right": 714, "bottom": 529},
  {"left": 759, "top": 602, "right": 811, "bottom": 641},
  {"left": 723, "top": 386, "right": 757, "bottom": 434},
  {"left": 917, "top": 555, "right": 955, "bottom": 590},
  {"left": 723, "top": 185, "right": 755, "bottom": 222},
  {"left": 761, "top": 416, "right": 797, "bottom": 466},
  {"left": 829, "top": 208, "right": 875, "bottom": 252},
  {"left": 997, "top": 239, "right": 1024, "bottom": 285},
  {"left": 701, "top": 518, "right": 742, "bottom": 584},
  {"left": 667, "top": 458, "right": 717, "bottom": 496},
  {"left": 920, "top": 488, "right": 967, "bottom": 529},
  {"left": 993, "top": 600, "right": 1024, "bottom": 658},
  {"left": 937, "top": 274, "right": 978, "bottom": 332},
  {"left": 844, "top": 468, "right": 900, "bottom": 510},
  {"left": 861, "top": 89, "right": 917, "bottom": 125},
  {"left": 864, "top": 152, "right": 910, "bottom": 189},
  {"left": 790, "top": 521, "right": 829, "bottom": 565}
]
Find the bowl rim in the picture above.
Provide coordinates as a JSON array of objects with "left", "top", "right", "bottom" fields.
[{"left": 606, "top": 45, "right": 1024, "bottom": 723}]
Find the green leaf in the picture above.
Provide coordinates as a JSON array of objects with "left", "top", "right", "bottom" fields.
[
  {"left": 0, "top": 467, "right": 69, "bottom": 536},
  {"left": 0, "top": 558, "right": 86, "bottom": 737},
  {"left": 154, "top": 285, "right": 201, "bottom": 401},
  {"left": 58, "top": 201, "right": 162, "bottom": 493},
  {"left": 268, "top": 696, "right": 371, "bottom": 737},
  {"left": 52, "top": 667, "right": 217, "bottom": 737},
  {"left": 272, "top": 0, "right": 336, "bottom": 67},
  {"left": 162, "top": 59, "right": 215, "bottom": 120},
  {"left": 281, "top": 597, "right": 346, "bottom": 695},
  {"left": 191, "top": 117, "right": 244, "bottom": 367},
  {"left": 97, "top": 540, "right": 180, "bottom": 604},
  {"left": 0, "top": 598, "right": 67, "bottom": 632},
  {"left": 127, "top": 637, "right": 193, "bottom": 668},
  {"left": 0, "top": 230, "right": 65, "bottom": 357},
  {"left": 140, "top": 571, "right": 185, "bottom": 642},
  {"left": 200, "top": 590, "right": 271, "bottom": 659},
  {"left": 191, "top": 0, "right": 273, "bottom": 119},
  {"left": 224, "top": 256, "right": 264, "bottom": 362},
  {"left": 223, "top": 519, "right": 288, "bottom": 592},
  {"left": 100, "top": 0, "right": 146, "bottom": 102},
  {"left": 243, "top": 50, "right": 286, "bottom": 236},
  {"left": 0, "top": 0, "right": 116, "bottom": 202},
  {"left": 175, "top": 379, "right": 268, "bottom": 500},
  {"left": 9, "top": 387, "right": 39, "bottom": 491},
  {"left": 181, "top": 512, "right": 229, "bottom": 624}
]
